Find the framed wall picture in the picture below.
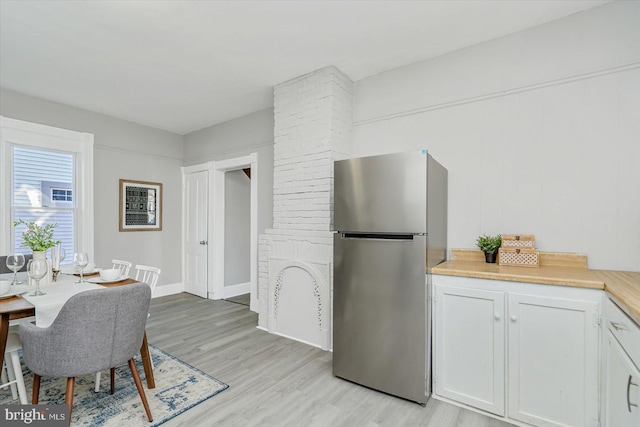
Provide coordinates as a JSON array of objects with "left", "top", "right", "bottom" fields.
[{"left": 119, "top": 179, "right": 163, "bottom": 231}]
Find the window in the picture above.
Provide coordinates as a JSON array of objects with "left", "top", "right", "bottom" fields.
[
  {"left": 51, "top": 189, "right": 73, "bottom": 202},
  {"left": 11, "top": 146, "right": 75, "bottom": 258},
  {"left": 1, "top": 117, "right": 94, "bottom": 260}
]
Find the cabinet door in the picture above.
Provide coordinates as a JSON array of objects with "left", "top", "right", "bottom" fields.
[
  {"left": 434, "top": 284, "right": 505, "bottom": 415},
  {"left": 606, "top": 332, "right": 640, "bottom": 427},
  {"left": 508, "top": 294, "right": 599, "bottom": 427}
]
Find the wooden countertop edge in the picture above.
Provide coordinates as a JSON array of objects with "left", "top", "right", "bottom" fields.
[
  {"left": 432, "top": 260, "right": 640, "bottom": 325},
  {"left": 605, "top": 286, "right": 640, "bottom": 326},
  {"left": 431, "top": 266, "right": 605, "bottom": 289}
]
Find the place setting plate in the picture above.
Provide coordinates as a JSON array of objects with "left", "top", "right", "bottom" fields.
[
  {"left": 0, "top": 282, "right": 30, "bottom": 300},
  {"left": 86, "top": 275, "right": 129, "bottom": 284},
  {"left": 61, "top": 267, "right": 102, "bottom": 276}
]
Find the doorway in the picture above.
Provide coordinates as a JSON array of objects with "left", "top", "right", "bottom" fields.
[
  {"left": 211, "top": 153, "right": 258, "bottom": 312},
  {"left": 222, "top": 169, "right": 251, "bottom": 305}
]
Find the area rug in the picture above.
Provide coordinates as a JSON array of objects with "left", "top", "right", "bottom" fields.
[{"left": 0, "top": 345, "right": 229, "bottom": 426}]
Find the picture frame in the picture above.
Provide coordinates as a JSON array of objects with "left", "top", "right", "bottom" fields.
[{"left": 119, "top": 179, "right": 163, "bottom": 232}]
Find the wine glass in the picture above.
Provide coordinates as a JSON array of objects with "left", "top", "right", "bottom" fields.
[
  {"left": 49, "top": 244, "right": 66, "bottom": 281},
  {"left": 74, "top": 252, "right": 89, "bottom": 283},
  {"left": 5, "top": 253, "right": 25, "bottom": 286},
  {"left": 27, "top": 259, "right": 48, "bottom": 296}
]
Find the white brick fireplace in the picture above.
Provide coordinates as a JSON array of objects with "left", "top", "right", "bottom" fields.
[{"left": 258, "top": 66, "right": 353, "bottom": 350}]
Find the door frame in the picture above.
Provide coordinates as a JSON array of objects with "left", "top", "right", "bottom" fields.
[
  {"left": 212, "top": 153, "right": 258, "bottom": 312},
  {"left": 182, "top": 153, "right": 258, "bottom": 310},
  {"left": 181, "top": 163, "right": 213, "bottom": 298}
]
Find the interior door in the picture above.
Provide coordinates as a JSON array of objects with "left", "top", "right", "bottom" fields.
[{"left": 184, "top": 170, "right": 208, "bottom": 298}]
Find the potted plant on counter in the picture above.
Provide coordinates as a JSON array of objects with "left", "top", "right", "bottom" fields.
[{"left": 476, "top": 234, "right": 501, "bottom": 263}]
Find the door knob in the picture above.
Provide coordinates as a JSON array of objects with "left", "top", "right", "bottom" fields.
[
  {"left": 510, "top": 315, "right": 518, "bottom": 322},
  {"left": 494, "top": 313, "right": 501, "bottom": 320},
  {"left": 199, "top": 240, "right": 207, "bottom": 245}
]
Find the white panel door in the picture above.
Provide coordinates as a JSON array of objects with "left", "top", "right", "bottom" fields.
[
  {"left": 434, "top": 284, "right": 506, "bottom": 416},
  {"left": 606, "top": 332, "right": 640, "bottom": 427},
  {"left": 508, "top": 294, "right": 599, "bottom": 427},
  {"left": 184, "top": 170, "right": 208, "bottom": 298}
]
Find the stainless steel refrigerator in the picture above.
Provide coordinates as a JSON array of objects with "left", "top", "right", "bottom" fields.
[{"left": 332, "top": 150, "right": 448, "bottom": 404}]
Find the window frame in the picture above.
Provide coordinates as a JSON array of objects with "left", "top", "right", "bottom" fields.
[{"left": 0, "top": 117, "right": 94, "bottom": 260}]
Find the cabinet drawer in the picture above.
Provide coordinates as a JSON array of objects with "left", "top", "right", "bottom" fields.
[{"left": 607, "top": 297, "right": 640, "bottom": 365}]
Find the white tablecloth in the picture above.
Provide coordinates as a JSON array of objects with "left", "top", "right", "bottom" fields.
[{"left": 20, "top": 274, "right": 104, "bottom": 328}]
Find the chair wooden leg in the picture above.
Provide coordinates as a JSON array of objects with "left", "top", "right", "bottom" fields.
[
  {"left": 140, "top": 332, "right": 155, "bottom": 389},
  {"left": 65, "top": 377, "right": 75, "bottom": 420},
  {"left": 128, "top": 359, "right": 153, "bottom": 422},
  {"left": 110, "top": 367, "right": 115, "bottom": 395},
  {"left": 32, "top": 374, "right": 40, "bottom": 404}
]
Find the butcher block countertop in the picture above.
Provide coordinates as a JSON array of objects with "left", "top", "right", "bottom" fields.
[{"left": 432, "top": 249, "right": 640, "bottom": 325}]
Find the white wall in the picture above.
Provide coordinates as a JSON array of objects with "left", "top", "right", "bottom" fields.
[
  {"left": 0, "top": 88, "right": 184, "bottom": 286},
  {"left": 183, "top": 108, "right": 274, "bottom": 238},
  {"left": 352, "top": 1, "right": 640, "bottom": 271},
  {"left": 224, "top": 169, "right": 251, "bottom": 286}
]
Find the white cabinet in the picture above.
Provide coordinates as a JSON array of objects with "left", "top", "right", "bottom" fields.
[
  {"left": 433, "top": 275, "right": 601, "bottom": 427},
  {"left": 433, "top": 285, "right": 505, "bottom": 415},
  {"left": 606, "top": 332, "right": 640, "bottom": 427},
  {"left": 605, "top": 298, "right": 640, "bottom": 427},
  {"left": 507, "top": 293, "right": 599, "bottom": 427}
]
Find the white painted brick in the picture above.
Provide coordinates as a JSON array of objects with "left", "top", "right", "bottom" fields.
[{"left": 259, "top": 66, "right": 353, "bottom": 335}]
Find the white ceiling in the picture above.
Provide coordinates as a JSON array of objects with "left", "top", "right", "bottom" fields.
[{"left": 0, "top": 1, "right": 609, "bottom": 135}]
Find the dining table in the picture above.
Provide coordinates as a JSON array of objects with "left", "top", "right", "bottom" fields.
[{"left": 0, "top": 271, "right": 156, "bottom": 390}]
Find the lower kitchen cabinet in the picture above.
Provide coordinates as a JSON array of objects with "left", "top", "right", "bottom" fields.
[
  {"left": 605, "top": 297, "right": 640, "bottom": 427},
  {"left": 433, "top": 275, "right": 601, "bottom": 427},
  {"left": 606, "top": 332, "right": 640, "bottom": 426},
  {"left": 433, "top": 285, "right": 505, "bottom": 415},
  {"left": 507, "top": 293, "right": 599, "bottom": 427}
]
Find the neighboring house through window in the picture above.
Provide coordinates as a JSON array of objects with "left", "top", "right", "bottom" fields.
[{"left": 0, "top": 117, "right": 94, "bottom": 261}]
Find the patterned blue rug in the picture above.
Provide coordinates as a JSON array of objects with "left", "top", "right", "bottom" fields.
[{"left": 0, "top": 345, "right": 229, "bottom": 426}]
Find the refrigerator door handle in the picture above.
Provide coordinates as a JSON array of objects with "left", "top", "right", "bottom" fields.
[{"left": 341, "top": 233, "right": 415, "bottom": 241}]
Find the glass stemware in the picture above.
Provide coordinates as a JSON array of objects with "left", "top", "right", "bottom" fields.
[
  {"left": 50, "top": 244, "right": 66, "bottom": 281},
  {"left": 27, "top": 259, "right": 48, "bottom": 296},
  {"left": 5, "top": 253, "right": 25, "bottom": 286},
  {"left": 74, "top": 252, "right": 89, "bottom": 283}
]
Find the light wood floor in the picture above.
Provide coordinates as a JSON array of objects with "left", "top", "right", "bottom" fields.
[
  {"left": 147, "top": 293, "right": 513, "bottom": 427},
  {"left": 225, "top": 292, "right": 251, "bottom": 306}
]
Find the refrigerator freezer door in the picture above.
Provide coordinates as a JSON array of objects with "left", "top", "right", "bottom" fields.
[
  {"left": 334, "top": 151, "right": 427, "bottom": 233},
  {"left": 333, "top": 233, "right": 427, "bottom": 404}
]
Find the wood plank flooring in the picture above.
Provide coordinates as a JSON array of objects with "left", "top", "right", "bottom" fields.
[
  {"left": 147, "top": 293, "right": 513, "bottom": 427},
  {"left": 225, "top": 293, "right": 251, "bottom": 306}
]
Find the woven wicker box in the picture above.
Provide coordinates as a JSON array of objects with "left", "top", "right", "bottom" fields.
[
  {"left": 498, "top": 247, "right": 540, "bottom": 267},
  {"left": 501, "top": 234, "right": 536, "bottom": 249}
]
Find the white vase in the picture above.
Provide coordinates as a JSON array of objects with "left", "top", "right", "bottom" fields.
[{"left": 29, "top": 250, "right": 51, "bottom": 285}]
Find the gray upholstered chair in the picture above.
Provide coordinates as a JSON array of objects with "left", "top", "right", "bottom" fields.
[{"left": 19, "top": 283, "right": 153, "bottom": 421}]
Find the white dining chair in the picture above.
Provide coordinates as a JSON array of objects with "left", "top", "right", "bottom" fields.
[
  {"left": 1, "top": 333, "right": 28, "bottom": 404},
  {"left": 95, "top": 264, "right": 161, "bottom": 392},
  {"left": 134, "top": 265, "right": 161, "bottom": 293},
  {"left": 111, "top": 259, "right": 132, "bottom": 277}
]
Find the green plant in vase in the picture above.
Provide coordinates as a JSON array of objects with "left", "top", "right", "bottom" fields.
[
  {"left": 13, "top": 220, "right": 60, "bottom": 252},
  {"left": 476, "top": 234, "right": 501, "bottom": 263}
]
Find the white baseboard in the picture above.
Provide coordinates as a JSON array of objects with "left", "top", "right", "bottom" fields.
[
  {"left": 153, "top": 282, "right": 182, "bottom": 298},
  {"left": 256, "top": 325, "right": 324, "bottom": 350},
  {"left": 223, "top": 281, "right": 250, "bottom": 298}
]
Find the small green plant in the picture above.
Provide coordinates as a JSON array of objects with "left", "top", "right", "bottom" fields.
[
  {"left": 476, "top": 234, "right": 502, "bottom": 254},
  {"left": 13, "top": 219, "right": 60, "bottom": 252}
]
